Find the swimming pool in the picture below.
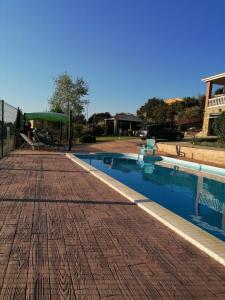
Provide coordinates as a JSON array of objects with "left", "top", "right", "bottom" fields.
[{"left": 75, "top": 153, "right": 225, "bottom": 242}]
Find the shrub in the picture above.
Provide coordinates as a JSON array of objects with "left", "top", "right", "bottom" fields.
[
  {"left": 82, "top": 129, "right": 92, "bottom": 135},
  {"left": 92, "top": 125, "right": 105, "bottom": 135},
  {"left": 79, "top": 134, "right": 96, "bottom": 143},
  {"left": 213, "top": 112, "right": 225, "bottom": 143}
]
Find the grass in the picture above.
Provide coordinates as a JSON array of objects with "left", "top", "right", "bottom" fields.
[{"left": 96, "top": 135, "right": 138, "bottom": 142}]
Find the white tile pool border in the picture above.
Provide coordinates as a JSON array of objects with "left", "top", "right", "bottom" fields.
[{"left": 66, "top": 152, "right": 225, "bottom": 267}]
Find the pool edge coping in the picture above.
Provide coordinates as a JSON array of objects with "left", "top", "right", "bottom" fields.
[{"left": 66, "top": 152, "right": 225, "bottom": 267}]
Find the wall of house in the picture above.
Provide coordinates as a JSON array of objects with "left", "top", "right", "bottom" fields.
[{"left": 202, "top": 106, "right": 225, "bottom": 135}]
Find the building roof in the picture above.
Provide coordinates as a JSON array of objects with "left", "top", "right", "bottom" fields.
[
  {"left": 164, "top": 98, "right": 184, "bottom": 105},
  {"left": 105, "top": 114, "right": 144, "bottom": 123},
  {"left": 202, "top": 72, "right": 225, "bottom": 85}
]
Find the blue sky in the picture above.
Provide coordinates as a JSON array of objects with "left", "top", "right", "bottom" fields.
[{"left": 1, "top": 0, "right": 225, "bottom": 117}]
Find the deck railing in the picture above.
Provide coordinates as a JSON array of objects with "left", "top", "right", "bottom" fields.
[{"left": 208, "top": 95, "right": 225, "bottom": 107}]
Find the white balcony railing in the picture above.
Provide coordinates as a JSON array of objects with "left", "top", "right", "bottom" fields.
[{"left": 208, "top": 95, "right": 225, "bottom": 107}]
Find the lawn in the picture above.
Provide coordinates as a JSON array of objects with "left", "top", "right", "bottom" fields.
[
  {"left": 96, "top": 135, "right": 138, "bottom": 142},
  {"left": 185, "top": 135, "right": 224, "bottom": 148}
]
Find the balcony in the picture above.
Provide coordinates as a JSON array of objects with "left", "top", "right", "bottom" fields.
[{"left": 208, "top": 94, "right": 225, "bottom": 107}]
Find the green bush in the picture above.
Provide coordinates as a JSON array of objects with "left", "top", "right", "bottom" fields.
[
  {"left": 79, "top": 134, "right": 96, "bottom": 143},
  {"left": 213, "top": 112, "right": 225, "bottom": 143},
  {"left": 82, "top": 129, "right": 92, "bottom": 135}
]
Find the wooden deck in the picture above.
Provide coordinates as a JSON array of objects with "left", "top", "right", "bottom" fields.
[{"left": 0, "top": 150, "right": 225, "bottom": 299}]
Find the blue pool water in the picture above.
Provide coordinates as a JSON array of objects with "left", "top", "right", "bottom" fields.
[{"left": 76, "top": 153, "right": 225, "bottom": 242}]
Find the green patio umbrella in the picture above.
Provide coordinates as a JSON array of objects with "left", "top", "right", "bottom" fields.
[{"left": 25, "top": 112, "right": 69, "bottom": 123}]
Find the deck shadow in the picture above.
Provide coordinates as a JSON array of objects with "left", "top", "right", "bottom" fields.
[
  {"left": 0, "top": 167, "right": 89, "bottom": 173},
  {"left": 0, "top": 198, "right": 136, "bottom": 206}
]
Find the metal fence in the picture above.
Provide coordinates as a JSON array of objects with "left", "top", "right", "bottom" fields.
[{"left": 0, "top": 100, "right": 19, "bottom": 158}]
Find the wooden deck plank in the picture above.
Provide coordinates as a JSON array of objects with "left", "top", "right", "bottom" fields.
[
  {"left": 26, "top": 234, "right": 51, "bottom": 300},
  {"left": 57, "top": 204, "right": 81, "bottom": 245},
  {"left": 48, "top": 239, "right": 75, "bottom": 299},
  {"left": 57, "top": 204, "right": 101, "bottom": 298},
  {"left": 66, "top": 245, "right": 100, "bottom": 296},
  {"left": 85, "top": 250, "right": 125, "bottom": 299},
  {"left": 47, "top": 203, "right": 63, "bottom": 240},
  {"left": 1, "top": 260, "right": 28, "bottom": 288},
  {"left": 32, "top": 203, "right": 47, "bottom": 234}
]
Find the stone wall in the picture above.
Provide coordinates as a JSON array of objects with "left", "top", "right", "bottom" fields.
[{"left": 157, "top": 143, "right": 225, "bottom": 166}]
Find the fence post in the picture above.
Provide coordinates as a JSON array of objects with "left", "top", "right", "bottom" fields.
[
  {"left": 68, "top": 109, "right": 72, "bottom": 151},
  {"left": 1, "top": 100, "right": 4, "bottom": 158},
  {"left": 6, "top": 126, "right": 10, "bottom": 154},
  {"left": 15, "top": 107, "right": 20, "bottom": 149}
]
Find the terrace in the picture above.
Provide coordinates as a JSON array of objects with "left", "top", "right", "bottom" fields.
[
  {"left": 0, "top": 143, "right": 225, "bottom": 298},
  {"left": 208, "top": 94, "right": 225, "bottom": 107},
  {"left": 202, "top": 72, "right": 225, "bottom": 107},
  {"left": 202, "top": 72, "right": 225, "bottom": 135}
]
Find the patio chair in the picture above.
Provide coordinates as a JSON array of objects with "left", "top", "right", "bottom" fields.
[
  {"left": 33, "top": 131, "right": 65, "bottom": 151},
  {"left": 19, "top": 133, "right": 56, "bottom": 150},
  {"left": 140, "top": 138, "right": 157, "bottom": 156},
  {"left": 33, "top": 131, "right": 54, "bottom": 146}
]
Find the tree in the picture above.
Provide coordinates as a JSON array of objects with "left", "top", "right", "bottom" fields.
[
  {"left": 49, "top": 72, "right": 88, "bottom": 116},
  {"left": 213, "top": 112, "right": 225, "bottom": 142},
  {"left": 196, "top": 94, "right": 205, "bottom": 111},
  {"left": 87, "top": 112, "right": 111, "bottom": 136},
  {"left": 74, "top": 114, "right": 86, "bottom": 124},
  {"left": 177, "top": 106, "right": 202, "bottom": 124},
  {"left": 137, "top": 95, "right": 205, "bottom": 126},
  {"left": 137, "top": 98, "right": 166, "bottom": 122},
  {"left": 88, "top": 112, "right": 111, "bottom": 125},
  {"left": 115, "top": 112, "right": 128, "bottom": 116},
  {"left": 214, "top": 87, "right": 224, "bottom": 95},
  {"left": 182, "top": 97, "right": 199, "bottom": 108},
  {"left": 51, "top": 101, "right": 63, "bottom": 113},
  {"left": 153, "top": 105, "right": 170, "bottom": 124}
]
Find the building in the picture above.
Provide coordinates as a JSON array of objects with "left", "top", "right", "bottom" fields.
[
  {"left": 104, "top": 114, "right": 144, "bottom": 135},
  {"left": 202, "top": 72, "right": 225, "bottom": 135},
  {"left": 164, "top": 98, "right": 184, "bottom": 105}
]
